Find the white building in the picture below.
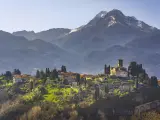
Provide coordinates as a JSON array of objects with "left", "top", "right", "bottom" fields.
[
  {"left": 119, "top": 82, "right": 133, "bottom": 92},
  {"left": 13, "top": 75, "right": 23, "bottom": 83},
  {"left": 116, "top": 70, "right": 128, "bottom": 77},
  {"left": 110, "top": 67, "right": 128, "bottom": 78}
]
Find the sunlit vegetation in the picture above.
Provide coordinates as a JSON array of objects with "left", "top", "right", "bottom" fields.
[
  {"left": 22, "top": 87, "right": 42, "bottom": 103},
  {"left": 113, "top": 89, "right": 129, "bottom": 97},
  {"left": 131, "top": 111, "right": 160, "bottom": 120},
  {"left": 44, "top": 84, "right": 79, "bottom": 104},
  {"left": 0, "top": 61, "right": 158, "bottom": 120}
]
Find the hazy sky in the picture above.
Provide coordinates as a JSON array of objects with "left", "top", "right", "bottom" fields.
[{"left": 0, "top": 0, "right": 160, "bottom": 33}]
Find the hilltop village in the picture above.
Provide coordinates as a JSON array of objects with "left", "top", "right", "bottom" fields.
[{"left": 0, "top": 59, "right": 160, "bottom": 120}]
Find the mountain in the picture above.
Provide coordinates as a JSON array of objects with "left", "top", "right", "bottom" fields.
[
  {"left": 3, "top": 9, "right": 160, "bottom": 77},
  {"left": 87, "top": 11, "right": 107, "bottom": 26},
  {"left": 0, "top": 30, "right": 81, "bottom": 73},
  {"left": 54, "top": 9, "right": 157, "bottom": 55},
  {"left": 48, "top": 9, "right": 160, "bottom": 77},
  {"left": 126, "top": 31, "right": 160, "bottom": 53},
  {"left": 13, "top": 28, "right": 71, "bottom": 43},
  {"left": 12, "top": 30, "right": 36, "bottom": 40}
]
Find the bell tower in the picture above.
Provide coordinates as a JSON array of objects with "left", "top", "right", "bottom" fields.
[{"left": 118, "top": 59, "right": 123, "bottom": 67}]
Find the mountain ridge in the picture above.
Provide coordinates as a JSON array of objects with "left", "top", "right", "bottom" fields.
[
  {"left": 1, "top": 9, "right": 160, "bottom": 77},
  {"left": 13, "top": 28, "right": 71, "bottom": 43}
]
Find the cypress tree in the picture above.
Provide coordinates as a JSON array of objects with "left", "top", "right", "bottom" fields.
[
  {"left": 36, "top": 70, "right": 40, "bottom": 78},
  {"left": 30, "top": 80, "right": 34, "bottom": 91},
  {"left": 150, "top": 76, "right": 158, "bottom": 87},
  {"left": 104, "top": 64, "right": 107, "bottom": 74},
  {"left": 95, "top": 84, "right": 100, "bottom": 100},
  {"left": 76, "top": 73, "right": 81, "bottom": 85}
]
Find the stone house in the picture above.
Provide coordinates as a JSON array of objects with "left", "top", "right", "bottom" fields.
[{"left": 13, "top": 74, "right": 30, "bottom": 83}]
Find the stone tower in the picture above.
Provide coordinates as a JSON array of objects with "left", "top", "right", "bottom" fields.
[{"left": 118, "top": 59, "right": 123, "bottom": 67}]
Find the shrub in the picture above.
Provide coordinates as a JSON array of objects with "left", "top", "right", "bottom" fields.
[
  {"left": 22, "top": 88, "right": 42, "bottom": 103},
  {"left": 38, "top": 85, "right": 47, "bottom": 94},
  {"left": 69, "top": 110, "right": 78, "bottom": 120},
  {"left": 0, "top": 99, "right": 31, "bottom": 120},
  {"left": 78, "top": 101, "right": 90, "bottom": 108},
  {"left": 19, "top": 106, "right": 41, "bottom": 120},
  {"left": 141, "top": 111, "right": 160, "bottom": 120},
  {"left": 131, "top": 111, "right": 160, "bottom": 120},
  {"left": 20, "top": 102, "right": 58, "bottom": 120},
  {"left": 38, "top": 102, "right": 58, "bottom": 120},
  {"left": 0, "top": 99, "right": 20, "bottom": 115}
]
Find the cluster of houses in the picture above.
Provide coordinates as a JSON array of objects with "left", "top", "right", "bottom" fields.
[
  {"left": 58, "top": 71, "right": 94, "bottom": 84},
  {"left": 58, "top": 72, "right": 77, "bottom": 82},
  {"left": 12, "top": 60, "right": 130, "bottom": 85},
  {"left": 12, "top": 70, "right": 95, "bottom": 85},
  {"left": 13, "top": 74, "right": 31, "bottom": 83}
]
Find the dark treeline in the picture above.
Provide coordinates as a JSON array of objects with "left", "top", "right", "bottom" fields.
[
  {"left": 36, "top": 68, "right": 58, "bottom": 80},
  {"left": 1, "top": 69, "right": 22, "bottom": 80},
  {"left": 35, "top": 65, "right": 67, "bottom": 80}
]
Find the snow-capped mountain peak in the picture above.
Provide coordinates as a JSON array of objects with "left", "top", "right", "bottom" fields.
[
  {"left": 95, "top": 11, "right": 107, "bottom": 18},
  {"left": 137, "top": 21, "right": 143, "bottom": 28},
  {"left": 108, "top": 16, "right": 117, "bottom": 27},
  {"left": 97, "top": 9, "right": 157, "bottom": 32}
]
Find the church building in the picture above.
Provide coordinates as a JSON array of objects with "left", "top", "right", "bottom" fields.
[{"left": 110, "top": 59, "right": 128, "bottom": 77}]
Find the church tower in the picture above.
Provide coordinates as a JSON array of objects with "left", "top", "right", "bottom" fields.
[{"left": 118, "top": 59, "right": 123, "bottom": 68}]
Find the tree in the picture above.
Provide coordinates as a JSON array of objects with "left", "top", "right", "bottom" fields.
[
  {"left": 13, "top": 69, "right": 21, "bottom": 75},
  {"left": 107, "top": 65, "right": 111, "bottom": 75},
  {"left": 29, "top": 80, "right": 34, "bottom": 91},
  {"left": 128, "top": 62, "right": 147, "bottom": 89},
  {"left": 40, "top": 70, "right": 45, "bottom": 79},
  {"left": 17, "top": 69, "right": 21, "bottom": 75},
  {"left": 63, "top": 66, "right": 67, "bottom": 72},
  {"left": 143, "top": 73, "right": 150, "bottom": 84},
  {"left": 95, "top": 84, "right": 100, "bottom": 100},
  {"left": 36, "top": 70, "right": 40, "bottom": 78},
  {"left": 5, "top": 71, "right": 12, "bottom": 80},
  {"left": 53, "top": 69, "right": 58, "bottom": 78},
  {"left": 61, "top": 65, "right": 67, "bottom": 73},
  {"left": 104, "top": 64, "right": 107, "bottom": 74},
  {"left": 84, "top": 77, "right": 87, "bottom": 87},
  {"left": 138, "top": 70, "right": 146, "bottom": 83},
  {"left": 50, "top": 69, "right": 58, "bottom": 80},
  {"left": 13, "top": 69, "right": 17, "bottom": 75},
  {"left": 50, "top": 70, "right": 55, "bottom": 79},
  {"left": 104, "top": 65, "right": 110, "bottom": 75},
  {"left": 150, "top": 76, "right": 158, "bottom": 87},
  {"left": 128, "top": 61, "right": 137, "bottom": 77},
  {"left": 104, "top": 84, "right": 109, "bottom": 94},
  {"left": 76, "top": 73, "right": 81, "bottom": 85},
  {"left": 45, "top": 68, "right": 50, "bottom": 77}
]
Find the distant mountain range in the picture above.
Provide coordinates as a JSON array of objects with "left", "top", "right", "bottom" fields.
[
  {"left": 13, "top": 28, "right": 71, "bottom": 43},
  {"left": 1, "top": 9, "right": 160, "bottom": 77},
  {"left": 0, "top": 30, "right": 81, "bottom": 73}
]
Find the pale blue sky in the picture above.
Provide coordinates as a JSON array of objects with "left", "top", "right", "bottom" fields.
[{"left": 0, "top": 0, "right": 160, "bottom": 32}]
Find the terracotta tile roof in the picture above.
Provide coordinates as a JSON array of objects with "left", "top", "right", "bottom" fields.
[
  {"left": 13, "top": 74, "right": 30, "bottom": 79},
  {"left": 13, "top": 75, "right": 22, "bottom": 79}
]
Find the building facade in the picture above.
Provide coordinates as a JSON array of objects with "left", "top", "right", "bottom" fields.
[{"left": 110, "top": 59, "right": 128, "bottom": 77}]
